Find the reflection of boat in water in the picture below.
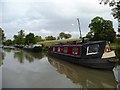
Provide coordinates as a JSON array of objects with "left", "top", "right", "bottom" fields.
[
  {"left": 23, "top": 44, "right": 42, "bottom": 52},
  {"left": 14, "top": 44, "right": 42, "bottom": 52},
  {"left": 3, "top": 46, "right": 15, "bottom": 49},
  {"left": 113, "top": 65, "right": 120, "bottom": 83},
  {"left": 48, "top": 56, "right": 117, "bottom": 88},
  {"left": 49, "top": 41, "right": 118, "bottom": 70},
  {"left": 0, "top": 45, "right": 3, "bottom": 48},
  {"left": 14, "top": 45, "right": 24, "bottom": 49}
]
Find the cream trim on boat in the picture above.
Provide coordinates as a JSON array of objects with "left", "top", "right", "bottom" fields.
[{"left": 102, "top": 50, "right": 116, "bottom": 58}]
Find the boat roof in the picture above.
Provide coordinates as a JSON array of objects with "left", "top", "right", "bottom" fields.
[
  {"left": 83, "top": 40, "right": 106, "bottom": 45},
  {"left": 53, "top": 41, "right": 106, "bottom": 47},
  {"left": 33, "top": 44, "right": 42, "bottom": 47}
]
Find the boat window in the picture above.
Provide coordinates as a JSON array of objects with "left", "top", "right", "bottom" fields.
[
  {"left": 72, "top": 47, "right": 78, "bottom": 54},
  {"left": 86, "top": 44, "right": 99, "bottom": 55},
  {"left": 53, "top": 47, "right": 55, "bottom": 52},
  {"left": 64, "top": 47, "right": 68, "bottom": 53},
  {"left": 58, "top": 47, "right": 60, "bottom": 52}
]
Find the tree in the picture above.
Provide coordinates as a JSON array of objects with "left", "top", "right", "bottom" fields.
[
  {"left": 59, "top": 32, "right": 72, "bottom": 39},
  {"left": 57, "top": 36, "right": 60, "bottom": 40},
  {"left": 88, "top": 16, "right": 116, "bottom": 42},
  {"left": 64, "top": 34, "right": 72, "bottom": 39},
  {"left": 25, "top": 33, "right": 36, "bottom": 44},
  {"left": 0, "top": 27, "right": 5, "bottom": 43},
  {"left": 3, "top": 39, "right": 13, "bottom": 46},
  {"left": 99, "top": 0, "right": 120, "bottom": 33},
  {"left": 13, "top": 30, "right": 25, "bottom": 45},
  {"left": 14, "top": 35, "right": 25, "bottom": 45},
  {"left": 45, "top": 36, "right": 56, "bottom": 40},
  {"left": 99, "top": 0, "right": 120, "bottom": 60},
  {"left": 35, "top": 35, "right": 42, "bottom": 42},
  {"left": 112, "top": 4, "right": 120, "bottom": 32},
  {"left": 18, "top": 30, "right": 25, "bottom": 37},
  {"left": 59, "top": 32, "right": 65, "bottom": 39}
]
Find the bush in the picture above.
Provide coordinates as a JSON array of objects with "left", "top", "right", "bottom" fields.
[{"left": 115, "top": 38, "right": 120, "bottom": 60}]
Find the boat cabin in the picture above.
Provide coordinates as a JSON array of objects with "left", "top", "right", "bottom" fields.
[{"left": 50, "top": 41, "right": 106, "bottom": 59}]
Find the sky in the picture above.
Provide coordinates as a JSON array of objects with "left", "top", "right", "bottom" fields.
[{"left": 0, "top": 0, "right": 118, "bottom": 39}]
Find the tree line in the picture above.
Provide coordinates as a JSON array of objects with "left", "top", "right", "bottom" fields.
[
  {"left": 0, "top": 27, "right": 5, "bottom": 43},
  {"left": 0, "top": 29, "right": 72, "bottom": 46},
  {"left": 0, "top": 15, "right": 119, "bottom": 46}
]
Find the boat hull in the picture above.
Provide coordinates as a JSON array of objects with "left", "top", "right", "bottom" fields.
[
  {"left": 48, "top": 52, "right": 117, "bottom": 70},
  {"left": 14, "top": 45, "right": 24, "bottom": 49},
  {"left": 23, "top": 47, "right": 42, "bottom": 52}
]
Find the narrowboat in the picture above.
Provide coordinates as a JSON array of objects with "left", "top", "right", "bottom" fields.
[
  {"left": 0, "top": 45, "right": 3, "bottom": 48},
  {"left": 23, "top": 44, "right": 42, "bottom": 52},
  {"left": 48, "top": 40, "right": 118, "bottom": 70},
  {"left": 14, "top": 45, "right": 24, "bottom": 49},
  {"left": 3, "top": 46, "right": 15, "bottom": 49}
]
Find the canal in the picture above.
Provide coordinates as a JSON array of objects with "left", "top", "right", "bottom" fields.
[{"left": 0, "top": 48, "right": 119, "bottom": 88}]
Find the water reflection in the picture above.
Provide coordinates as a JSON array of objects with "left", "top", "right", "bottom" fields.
[
  {"left": 14, "top": 50, "right": 25, "bottom": 63},
  {"left": 2, "top": 48, "right": 119, "bottom": 88},
  {"left": 0, "top": 48, "right": 5, "bottom": 66},
  {"left": 3, "top": 49, "right": 80, "bottom": 88},
  {"left": 113, "top": 66, "right": 120, "bottom": 83},
  {"left": 0, "top": 48, "right": 4, "bottom": 89},
  {"left": 14, "top": 50, "right": 46, "bottom": 63},
  {"left": 24, "top": 51, "right": 46, "bottom": 59},
  {"left": 48, "top": 56, "right": 117, "bottom": 88},
  {"left": 3, "top": 48, "right": 46, "bottom": 64},
  {"left": 3, "top": 47, "right": 16, "bottom": 52}
]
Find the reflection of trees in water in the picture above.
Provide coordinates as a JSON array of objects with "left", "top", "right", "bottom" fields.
[
  {"left": 24, "top": 54, "right": 34, "bottom": 63},
  {"left": 14, "top": 50, "right": 25, "bottom": 64},
  {"left": 14, "top": 50, "right": 46, "bottom": 64},
  {"left": 48, "top": 56, "right": 117, "bottom": 88},
  {"left": 0, "top": 48, "right": 5, "bottom": 66},
  {"left": 26, "top": 51, "right": 46, "bottom": 59},
  {"left": 3, "top": 48, "right": 12, "bottom": 52}
]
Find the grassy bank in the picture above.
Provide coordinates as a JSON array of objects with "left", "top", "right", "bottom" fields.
[
  {"left": 38, "top": 38, "right": 120, "bottom": 52},
  {"left": 37, "top": 38, "right": 82, "bottom": 48},
  {"left": 110, "top": 43, "right": 117, "bottom": 50},
  {"left": 110, "top": 43, "right": 120, "bottom": 50},
  {"left": 110, "top": 38, "right": 120, "bottom": 50}
]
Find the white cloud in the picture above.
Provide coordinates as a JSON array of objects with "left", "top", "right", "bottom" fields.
[
  {"left": 39, "top": 29, "right": 51, "bottom": 34},
  {"left": 37, "top": 29, "right": 52, "bottom": 38},
  {"left": 1, "top": 0, "right": 118, "bottom": 39},
  {"left": 70, "top": 31, "right": 81, "bottom": 38}
]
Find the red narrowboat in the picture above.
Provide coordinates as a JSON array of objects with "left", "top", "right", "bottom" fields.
[{"left": 48, "top": 41, "right": 118, "bottom": 70}]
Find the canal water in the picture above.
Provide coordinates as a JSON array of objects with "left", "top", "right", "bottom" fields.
[{"left": 0, "top": 48, "right": 119, "bottom": 88}]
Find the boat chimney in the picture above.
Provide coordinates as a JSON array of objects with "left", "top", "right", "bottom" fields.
[{"left": 77, "top": 18, "right": 82, "bottom": 38}]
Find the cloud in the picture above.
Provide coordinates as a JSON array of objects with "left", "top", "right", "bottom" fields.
[
  {"left": 38, "top": 29, "right": 52, "bottom": 38},
  {"left": 1, "top": 0, "right": 118, "bottom": 39}
]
